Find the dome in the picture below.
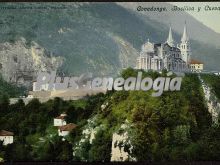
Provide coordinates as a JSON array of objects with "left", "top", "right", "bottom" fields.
[{"left": 141, "top": 41, "right": 154, "bottom": 53}]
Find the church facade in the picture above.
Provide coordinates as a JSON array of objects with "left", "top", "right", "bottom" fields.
[{"left": 136, "top": 24, "right": 191, "bottom": 72}]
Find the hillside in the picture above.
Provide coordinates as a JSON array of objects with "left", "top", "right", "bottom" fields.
[
  {"left": 2, "top": 69, "right": 220, "bottom": 161},
  {"left": 0, "top": 74, "right": 24, "bottom": 98},
  {"left": 0, "top": 2, "right": 219, "bottom": 83},
  {"left": 0, "top": 38, "right": 63, "bottom": 88}
]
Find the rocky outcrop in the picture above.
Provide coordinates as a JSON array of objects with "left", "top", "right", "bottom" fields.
[
  {"left": 0, "top": 38, "right": 64, "bottom": 88},
  {"left": 200, "top": 76, "right": 220, "bottom": 124},
  {"left": 110, "top": 122, "right": 136, "bottom": 162},
  {"left": 73, "top": 116, "right": 103, "bottom": 161}
]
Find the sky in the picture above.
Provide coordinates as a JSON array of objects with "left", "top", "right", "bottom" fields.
[{"left": 170, "top": 2, "right": 220, "bottom": 34}]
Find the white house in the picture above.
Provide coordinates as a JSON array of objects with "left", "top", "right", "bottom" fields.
[
  {"left": 0, "top": 130, "right": 14, "bottom": 145},
  {"left": 190, "top": 59, "right": 204, "bottom": 72},
  {"left": 54, "top": 113, "right": 67, "bottom": 127},
  {"left": 58, "top": 123, "right": 77, "bottom": 137}
]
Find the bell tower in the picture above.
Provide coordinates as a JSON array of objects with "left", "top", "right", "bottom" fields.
[{"left": 180, "top": 22, "right": 191, "bottom": 68}]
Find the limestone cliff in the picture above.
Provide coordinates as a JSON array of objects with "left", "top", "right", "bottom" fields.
[{"left": 0, "top": 38, "right": 64, "bottom": 88}]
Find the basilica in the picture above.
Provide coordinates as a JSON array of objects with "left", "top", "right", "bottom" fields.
[{"left": 136, "top": 24, "right": 191, "bottom": 72}]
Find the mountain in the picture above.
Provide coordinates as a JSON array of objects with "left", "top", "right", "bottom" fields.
[
  {"left": 0, "top": 38, "right": 63, "bottom": 88},
  {"left": 117, "top": 2, "right": 220, "bottom": 48},
  {"left": 0, "top": 2, "right": 219, "bottom": 85}
]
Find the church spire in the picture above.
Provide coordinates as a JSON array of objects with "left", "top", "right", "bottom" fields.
[
  {"left": 180, "top": 21, "right": 191, "bottom": 68},
  {"left": 166, "top": 26, "right": 175, "bottom": 47},
  {"left": 181, "top": 22, "right": 189, "bottom": 42}
]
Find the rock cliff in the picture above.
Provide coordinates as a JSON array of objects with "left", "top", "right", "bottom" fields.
[{"left": 0, "top": 38, "right": 64, "bottom": 88}]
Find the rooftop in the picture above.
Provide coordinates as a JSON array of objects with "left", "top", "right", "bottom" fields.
[
  {"left": 190, "top": 59, "right": 203, "bottom": 64},
  {"left": 0, "top": 130, "right": 14, "bottom": 136},
  {"left": 59, "top": 123, "right": 77, "bottom": 132},
  {"left": 55, "top": 113, "right": 67, "bottom": 120}
]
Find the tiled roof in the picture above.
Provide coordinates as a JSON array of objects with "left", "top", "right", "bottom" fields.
[
  {"left": 55, "top": 113, "right": 67, "bottom": 119},
  {"left": 55, "top": 116, "right": 66, "bottom": 120},
  {"left": 0, "top": 130, "right": 14, "bottom": 136},
  {"left": 59, "top": 123, "right": 77, "bottom": 132},
  {"left": 190, "top": 59, "right": 203, "bottom": 64}
]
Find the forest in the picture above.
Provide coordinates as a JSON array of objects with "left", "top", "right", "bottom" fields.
[{"left": 0, "top": 68, "right": 220, "bottom": 162}]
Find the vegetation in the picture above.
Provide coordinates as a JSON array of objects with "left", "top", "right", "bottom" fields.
[
  {"left": 0, "top": 95, "right": 106, "bottom": 161},
  {"left": 201, "top": 73, "right": 220, "bottom": 100},
  {"left": 94, "top": 69, "right": 213, "bottom": 161},
  {"left": 0, "top": 3, "right": 219, "bottom": 75},
  {"left": 0, "top": 75, "right": 25, "bottom": 98},
  {"left": 1, "top": 69, "right": 220, "bottom": 162}
]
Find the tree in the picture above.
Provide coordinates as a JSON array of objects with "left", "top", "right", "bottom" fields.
[
  {"left": 0, "top": 94, "right": 9, "bottom": 114},
  {"left": 88, "top": 130, "right": 112, "bottom": 162},
  {"left": 26, "top": 98, "right": 41, "bottom": 112},
  {"left": 56, "top": 141, "right": 73, "bottom": 161}
]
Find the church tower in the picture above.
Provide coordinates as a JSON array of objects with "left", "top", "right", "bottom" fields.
[
  {"left": 180, "top": 22, "right": 191, "bottom": 68},
  {"left": 166, "top": 26, "right": 175, "bottom": 47}
]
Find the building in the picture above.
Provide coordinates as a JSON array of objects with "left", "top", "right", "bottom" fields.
[
  {"left": 136, "top": 23, "right": 191, "bottom": 72},
  {"left": 190, "top": 59, "right": 204, "bottom": 72},
  {"left": 58, "top": 123, "right": 77, "bottom": 137},
  {"left": 54, "top": 113, "right": 67, "bottom": 126},
  {"left": 54, "top": 113, "right": 77, "bottom": 137},
  {"left": 28, "top": 80, "right": 106, "bottom": 102},
  {"left": 33, "top": 81, "right": 55, "bottom": 91},
  {"left": 0, "top": 130, "right": 14, "bottom": 145}
]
